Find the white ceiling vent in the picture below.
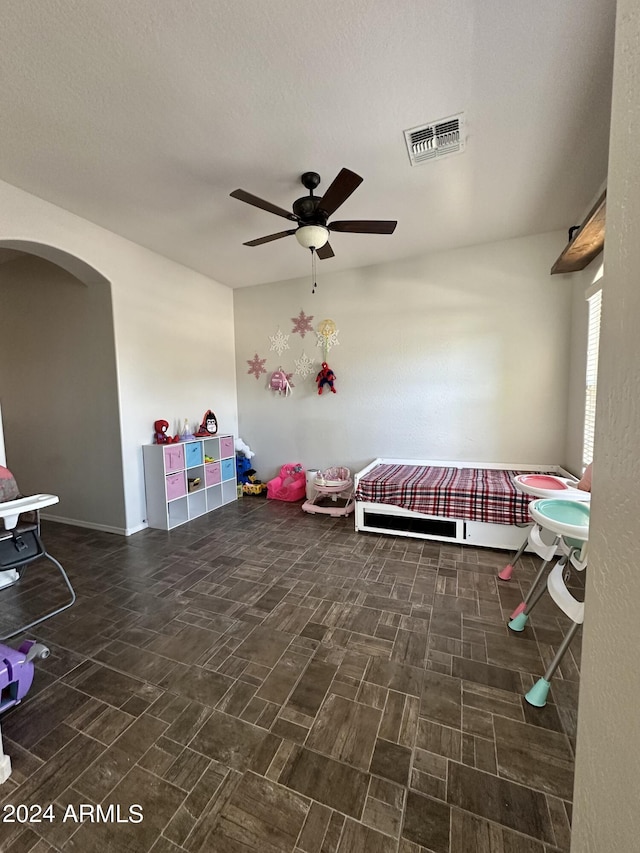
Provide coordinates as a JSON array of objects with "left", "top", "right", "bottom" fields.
[{"left": 404, "top": 113, "right": 465, "bottom": 166}]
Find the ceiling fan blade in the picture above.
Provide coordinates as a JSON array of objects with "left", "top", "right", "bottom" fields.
[
  {"left": 243, "top": 229, "right": 296, "bottom": 246},
  {"left": 316, "top": 242, "right": 335, "bottom": 260},
  {"left": 329, "top": 220, "right": 397, "bottom": 234},
  {"left": 230, "top": 189, "right": 297, "bottom": 221},
  {"left": 317, "top": 168, "right": 363, "bottom": 217}
]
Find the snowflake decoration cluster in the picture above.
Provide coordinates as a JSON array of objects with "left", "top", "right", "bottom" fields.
[{"left": 247, "top": 311, "right": 341, "bottom": 389}]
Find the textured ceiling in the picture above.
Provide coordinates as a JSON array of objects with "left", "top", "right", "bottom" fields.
[{"left": 0, "top": 1, "right": 616, "bottom": 288}]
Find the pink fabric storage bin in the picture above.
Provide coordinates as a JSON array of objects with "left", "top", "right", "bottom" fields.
[
  {"left": 166, "top": 472, "right": 186, "bottom": 501},
  {"left": 205, "top": 462, "right": 221, "bottom": 487},
  {"left": 219, "top": 436, "right": 235, "bottom": 458},
  {"left": 164, "top": 444, "right": 184, "bottom": 473},
  {"left": 267, "top": 463, "right": 306, "bottom": 502}
]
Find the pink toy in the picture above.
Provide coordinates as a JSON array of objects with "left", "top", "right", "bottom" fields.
[
  {"left": 302, "top": 466, "right": 355, "bottom": 517},
  {"left": 267, "top": 463, "right": 306, "bottom": 502},
  {"left": 269, "top": 370, "right": 292, "bottom": 396}
]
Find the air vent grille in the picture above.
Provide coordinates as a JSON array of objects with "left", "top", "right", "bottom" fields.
[{"left": 404, "top": 113, "right": 465, "bottom": 165}]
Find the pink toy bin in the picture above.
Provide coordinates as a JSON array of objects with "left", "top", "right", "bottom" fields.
[{"left": 267, "top": 463, "right": 306, "bottom": 502}]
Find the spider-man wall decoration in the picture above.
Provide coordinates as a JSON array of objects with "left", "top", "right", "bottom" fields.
[{"left": 315, "top": 362, "right": 337, "bottom": 394}]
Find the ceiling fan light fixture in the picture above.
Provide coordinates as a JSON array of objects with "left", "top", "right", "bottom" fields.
[{"left": 295, "top": 224, "right": 329, "bottom": 250}]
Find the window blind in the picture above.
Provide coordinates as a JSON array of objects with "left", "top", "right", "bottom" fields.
[{"left": 583, "top": 289, "right": 602, "bottom": 469}]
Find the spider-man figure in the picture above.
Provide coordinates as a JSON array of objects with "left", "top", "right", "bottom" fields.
[
  {"left": 316, "top": 362, "right": 337, "bottom": 394},
  {"left": 154, "top": 419, "right": 179, "bottom": 444}
]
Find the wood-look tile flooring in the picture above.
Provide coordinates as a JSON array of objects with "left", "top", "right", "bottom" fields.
[{"left": 0, "top": 498, "right": 581, "bottom": 852}]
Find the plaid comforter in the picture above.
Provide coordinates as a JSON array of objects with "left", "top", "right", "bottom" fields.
[{"left": 354, "top": 464, "right": 533, "bottom": 525}]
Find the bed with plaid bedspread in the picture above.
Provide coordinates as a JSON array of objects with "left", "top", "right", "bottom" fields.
[{"left": 354, "top": 463, "right": 533, "bottom": 526}]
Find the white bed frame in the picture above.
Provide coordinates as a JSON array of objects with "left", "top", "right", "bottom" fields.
[{"left": 354, "top": 458, "right": 574, "bottom": 551}]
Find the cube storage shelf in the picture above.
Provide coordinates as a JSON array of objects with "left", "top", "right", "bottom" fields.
[{"left": 142, "top": 434, "right": 237, "bottom": 530}]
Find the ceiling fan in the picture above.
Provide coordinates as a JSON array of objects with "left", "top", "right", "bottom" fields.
[{"left": 230, "top": 168, "right": 397, "bottom": 259}]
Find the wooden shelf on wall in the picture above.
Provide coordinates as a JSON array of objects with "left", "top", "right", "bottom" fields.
[{"left": 551, "top": 189, "right": 606, "bottom": 275}]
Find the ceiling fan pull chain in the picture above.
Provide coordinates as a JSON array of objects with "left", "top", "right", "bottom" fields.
[{"left": 311, "top": 248, "right": 317, "bottom": 294}]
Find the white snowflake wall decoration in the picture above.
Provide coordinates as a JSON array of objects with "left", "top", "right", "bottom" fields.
[
  {"left": 247, "top": 353, "right": 267, "bottom": 380},
  {"left": 294, "top": 351, "right": 314, "bottom": 378},
  {"left": 291, "top": 309, "right": 314, "bottom": 338},
  {"left": 316, "top": 318, "right": 340, "bottom": 356},
  {"left": 269, "top": 328, "right": 290, "bottom": 356}
]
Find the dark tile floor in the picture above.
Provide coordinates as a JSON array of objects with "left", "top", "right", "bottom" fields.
[{"left": 0, "top": 498, "right": 581, "bottom": 852}]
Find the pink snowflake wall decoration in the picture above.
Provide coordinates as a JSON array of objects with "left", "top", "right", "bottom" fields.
[
  {"left": 247, "top": 353, "right": 267, "bottom": 380},
  {"left": 291, "top": 309, "right": 314, "bottom": 338}
]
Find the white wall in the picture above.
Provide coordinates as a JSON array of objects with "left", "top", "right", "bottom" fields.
[
  {"left": 234, "top": 232, "right": 574, "bottom": 480},
  {"left": 0, "top": 179, "right": 237, "bottom": 534},
  {"left": 571, "top": 1, "right": 640, "bottom": 849},
  {"left": 0, "top": 255, "right": 126, "bottom": 529}
]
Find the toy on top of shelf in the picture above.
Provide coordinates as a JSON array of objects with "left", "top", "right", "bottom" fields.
[
  {"left": 154, "top": 419, "right": 179, "bottom": 444},
  {"left": 180, "top": 418, "right": 195, "bottom": 441},
  {"left": 316, "top": 362, "right": 337, "bottom": 394},
  {"left": 194, "top": 410, "right": 218, "bottom": 436}
]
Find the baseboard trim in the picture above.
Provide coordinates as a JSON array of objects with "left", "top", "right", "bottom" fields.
[
  {"left": 40, "top": 514, "right": 147, "bottom": 537},
  {"left": 124, "top": 523, "right": 148, "bottom": 536}
]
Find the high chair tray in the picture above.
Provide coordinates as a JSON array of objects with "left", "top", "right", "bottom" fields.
[
  {"left": 514, "top": 474, "right": 590, "bottom": 501},
  {"left": 529, "top": 498, "right": 590, "bottom": 540},
  {"left": 0, "top": 494, "right": 59, "bottom": 516},
  {"left": 0, "top": 494, "right": 60, "bottom": 530}
]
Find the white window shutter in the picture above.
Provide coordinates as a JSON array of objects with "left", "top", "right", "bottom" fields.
[{"left": 583, "top": 289, "right": 602, "bottom": 469}]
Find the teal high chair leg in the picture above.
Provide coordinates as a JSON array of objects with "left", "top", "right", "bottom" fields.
[
  {"left": 525, "top": 621, "right": 581, "bottom": 707},
  {"left": 509, "top": 555, "right": 554, "bottom": 620},
  {"left": 508, "top": 575, "right": 550, "bottom": 631},
  {"left": 509, "top": 536, "right": 565, "bottom": 620},
  {"left": 509, "top": 536, "right": 560, "bottom": 619},
  {"left": 509, "top": 548, "right": 573, "bottom": 630}
]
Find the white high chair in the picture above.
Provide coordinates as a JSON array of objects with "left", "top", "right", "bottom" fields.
[
  {"left": 0, "top": 466, "right": 76, "bottom": 640},
  {"left": 507, "top": 498, "right": 589, "bottom": 707},
  {"left": 498, "top": 473, "right": 590, "bottom": 588}
]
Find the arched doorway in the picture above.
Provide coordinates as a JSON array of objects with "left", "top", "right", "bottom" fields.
[{"left": 0, "top": 240, "right": 126, "bottom": 531}]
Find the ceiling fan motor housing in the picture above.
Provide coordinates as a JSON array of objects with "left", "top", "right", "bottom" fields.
[
  {"left": 293, "top": 172, "right": 327, "bottom": 223},
  {"left": 292, "top": 195, "right": 326, "bottom": 223}
]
